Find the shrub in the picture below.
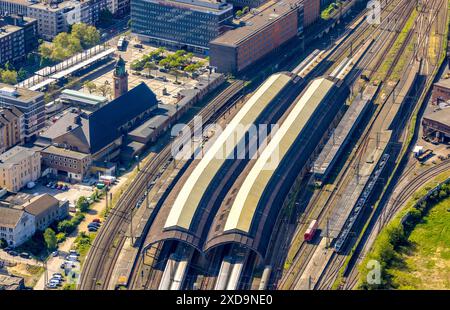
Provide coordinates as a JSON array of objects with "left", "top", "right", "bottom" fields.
[{"left": 56, "top": 232, "right": 66, "bottom": 244}]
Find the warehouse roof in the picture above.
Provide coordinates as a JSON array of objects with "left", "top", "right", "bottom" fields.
[
  {"left": 128, "top": 104, "right": 177, "bottom": 139},
  {"left": 224, "top": 78, "right": 335, "bottom": 233},
  {"left": 423, "top": 108, "right": 450, "bottom": 126},
  {"left": 164, "top": 72, "right": 292, "bottom": 230},
  {"left": 22, "top": 194, "right": 59, "bottom": 216}
]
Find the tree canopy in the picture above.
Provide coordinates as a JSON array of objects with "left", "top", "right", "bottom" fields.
[{"left": 39, "top": 23, "right": 100, "bottom": 62}]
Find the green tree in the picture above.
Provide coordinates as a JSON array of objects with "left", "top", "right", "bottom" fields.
[
  {"left": 57, "top": 220, "right": 74, "bottom": 234},
  {"left": 84, "top": 81, "right": 97, "bottom": 94},
  {"left": 4, "top": 61, "right": 13, "bottom": 71},
  {"left": 1, "top": 70, "right": 17, "bottom": 84},
  {"left": 144, "top": 61, "right": 157, "bottom": 77},
  {"left": 77, "top": 196, "right": 89, "bottom": 213},
  {"left": 43, "top": 228, "right": 57, "bottom": 251},
  {"left": 72, "top": 23, "right": 100, "bottom": 48},
  {"left": 0, "top": 238, "right": 7, "bottom": 249}
]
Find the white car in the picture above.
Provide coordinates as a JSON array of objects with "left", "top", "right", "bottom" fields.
[
  {"left": 49, "top": 279, "right": 60, "bottom": 286},
  {"left": 52, "top": 274, "right": 63, "bottom": 280},
  {"left": 46, "top": 282, "right": 57, "bottom": 289}
]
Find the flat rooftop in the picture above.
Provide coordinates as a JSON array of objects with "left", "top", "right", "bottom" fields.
[
  {"left": 0, "top": 83, "right": 43, "bottom": 102},
  {"left": 60, "top": 89, "right": 108, "bottom": 106},
  {"left": 0, "top": 24, "right": 21, "bottom": 39},
  {"left": 145, "top": 0, "right": 232, "bottom": 13},
  {"left": 42, "top": 145, "right": 90, "bottom": 160},
  {"left": 423, "top": 108, "right": 450, "bottom": 126},
  {"left": 210, "top": 0, "right": 299, "bottom": 47},
  {"left": 0, "top": 146, "right": 35, "bottom": 167}
]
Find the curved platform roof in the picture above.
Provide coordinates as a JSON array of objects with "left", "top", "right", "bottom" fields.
[
  {"left": 224, "top": 77, "right": 335, "bottom": 233},
  {"left": 163, "top": 72, "right": 292, "bottom": 230}
]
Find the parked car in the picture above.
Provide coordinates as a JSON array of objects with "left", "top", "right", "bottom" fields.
[
  {"left": 46, "top": 282, "right": 57, "bottom": 289},
  {"left": 8, "top": 250, "right": 18, "bottom": 256},
  {"left": 19, "top": 252, "right": 30, "bottom": 259},
  {"left": 88, "top": 226, "right": 98, "bottom": 232},
  {"left": 133, "top": 43, "right": 143, "bottom": 48},
  {"left": 69, "top": 250, "right": 79, "bottom": 256},
  {"left": 52, "top": 250, "right": 59, "bottom": 257},
  {"left": 66, "top": 254, "right": 78, "bottom": 262},
  {"left": 49, "top": 278, "right": 61, "bottom": 286},
  {"left": 88, "top": 222, "right": 101, "bottom": 228},
  {"left": 92, "top": 218, "right": 101, "bottom": 224}
]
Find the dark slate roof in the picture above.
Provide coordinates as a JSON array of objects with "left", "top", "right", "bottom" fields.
[
  {"left": 87, "top": 82, "right": 157, "bottom": 153},
  {"left": 23, "top": 194, "right": 59, "bottom": 216}
]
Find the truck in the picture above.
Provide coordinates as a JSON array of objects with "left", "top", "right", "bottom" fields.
[
  {"left": 99, "top": 175, "right": 116, "bottom": 186},
  {"left": 304, "top": 220, "right": 318, "bottom": 242}
]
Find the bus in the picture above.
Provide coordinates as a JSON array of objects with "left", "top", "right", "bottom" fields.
[{"left": 117, "top": 36, "right": 126, "bottom": 51}]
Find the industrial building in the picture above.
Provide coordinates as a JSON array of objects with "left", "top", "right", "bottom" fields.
[
  {"left": 431, "top": 71, "right": 450, "bottom": 105},
  {"left": 131, "top": 0, "right": 233, "bottom": 53},
  {"left": 422, "top": 109, "right": 450, "bottom": 143},
  {"left": 209, "top": 0, "right": 305, "bottom": 73}
]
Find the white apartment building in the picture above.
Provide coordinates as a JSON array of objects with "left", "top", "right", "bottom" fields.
[{"left": 0, "top": 206, "right": 35, "bottom": 247}]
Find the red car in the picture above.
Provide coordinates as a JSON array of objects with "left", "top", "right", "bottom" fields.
[{"left": 92, "top": 218, "right": 101, "bottom": 223}]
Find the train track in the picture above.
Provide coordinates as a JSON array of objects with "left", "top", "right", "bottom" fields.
[
  {"left": 342, "top": 159, "right": 450, "bottom": 290},
  {"left": 338, "top": 0, "right": 448, "bottom": 289},
  {"left": 276, "top": 0, "right": 416, "bottom": 290},
  {"left": 78, "top": 80, "right": 244, "bottom": 290}
]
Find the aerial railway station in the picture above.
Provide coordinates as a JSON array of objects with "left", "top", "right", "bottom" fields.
[
  {"left": 139, "top": 39, "right": 369, "bottom": 289},
  {"left": 143, "top": 72, "right": 298, "bottom": 250},
  {"left": 205, "top": 77, "right": 338, "bottom": 258}
]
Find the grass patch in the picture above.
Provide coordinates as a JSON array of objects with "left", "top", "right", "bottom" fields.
[
  {"left": 358, "top": 173, "right": 450, "bottom": 289},
  {"left": 387, "top": 198, "right": 450, "bottom": 289},
  {"left": 73, "top": 232, "right": 96, "bottom": 266},
  {"left": 321, "top": 1, "right": 343, "bottom": 20},
  {"left": 7, "top": 264, "right": 45, "bottom": 288}
]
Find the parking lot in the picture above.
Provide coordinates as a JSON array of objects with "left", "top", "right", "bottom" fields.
[
  {"left": 21, "top": 182, "right": 94, "bottom": 207},
  {"left": 80, "top": 35, "right": 211, "bottom": 105}
]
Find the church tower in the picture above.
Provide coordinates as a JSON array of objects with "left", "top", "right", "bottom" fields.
[{"left": 113, "top": 56, "right": 128, "bottom": 99}]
